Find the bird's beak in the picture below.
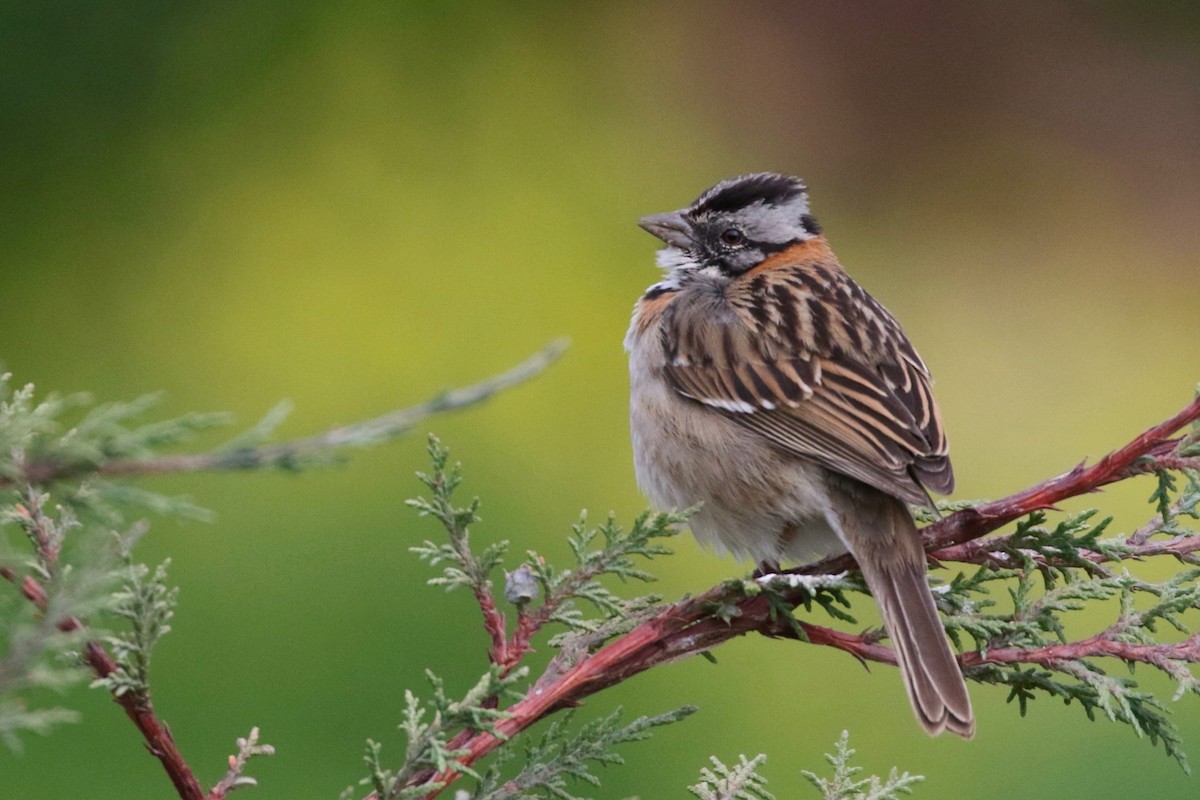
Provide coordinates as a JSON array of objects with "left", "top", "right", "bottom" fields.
[{"left": 638, "top": 210, "right": 694, "bottom": 249}]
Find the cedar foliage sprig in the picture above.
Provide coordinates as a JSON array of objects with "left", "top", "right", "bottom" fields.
[
  {"left": 0, "top": 561, "right": 94, "bottom": 750},
  {"left": 0, "top": 380, "right": 125, "bottom": 746},
  {"left": 532, "top": 508, "right": 682, "bottom": 637},
  {"left": 689, "top": 753, "right": 774, "bottom": 800},
  {"left": 687, "top": 734, "right": 923, "bottom": 800},
  {"left": 799, "top": 732, "right": 923, "bottom": 800},
  {"left": 0, "top": 371, "right": 290, "bottom": 774},
  {"left": 211, "top": 727, "right": 277, "bottom": 796},
  {"left": 407, "top": 437, "right": 504, "bottom": 594},
  {"left": 408, "top": 435, "right": 683, "bottom": 632},
  {"left": 92, "top": 531, "right": 177, "bottom": 699},
  {"left": 343, "top": 667, "right": 529, "bottom": 800}
]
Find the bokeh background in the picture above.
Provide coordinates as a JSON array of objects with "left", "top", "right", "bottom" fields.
[{"left": 3, "top": 2, "right": 1200, "bottom": 797}]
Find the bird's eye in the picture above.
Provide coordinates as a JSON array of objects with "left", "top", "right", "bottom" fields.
[{"left": 720, "top": 228, "right": 744, "bottom": 245}]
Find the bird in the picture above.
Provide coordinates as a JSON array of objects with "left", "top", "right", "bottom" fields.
[{"left": 624, "top": 172, "right": 973, "bottom": 738}]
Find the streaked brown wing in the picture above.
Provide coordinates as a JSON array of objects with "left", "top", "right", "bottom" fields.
[{"left": 659, "top": 264, "right": 953, "bottom": 506}]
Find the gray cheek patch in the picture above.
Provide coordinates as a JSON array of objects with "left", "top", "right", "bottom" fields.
[{"left": 726, "top": 248, "right": 766, "bottom": 273}]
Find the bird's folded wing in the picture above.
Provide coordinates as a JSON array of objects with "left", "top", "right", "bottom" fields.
[{"left": 659, "top": 270, "right": 953, "bottom": 506}]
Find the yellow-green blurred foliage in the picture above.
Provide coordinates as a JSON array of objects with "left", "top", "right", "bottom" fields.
[{"left": 2, "top": 2, "right": 1199, "bottom": 797}]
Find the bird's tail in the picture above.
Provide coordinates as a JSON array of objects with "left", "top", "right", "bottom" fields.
[{"left": 833, "top": 485, "right": 974, "bottom": 737}]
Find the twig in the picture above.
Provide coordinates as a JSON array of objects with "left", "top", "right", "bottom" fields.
[
  {"left": 82, "top": 639, "right": 205, "bottom": 800},
  {"left": 2, "top": 544, "right": 205, "bottom": 799},
  {"left": 475, "top": 584, "right": 510, "bottom": 668},
  {"left": 208, "top": 727, "right": 275, "bottom": 800},
  {"left": 5, "top": 341, "right": 568, "bottom": 487},
  {"left": 795, "top": 393, "right": 1200, "bottom": 577},
  {"left": 931, "top": 529, "right": 1200, "bottom": 569},
  {"left": 964, "top": 633, "right": 1200, "bottom": 671},
  {"left": 921, "top": 395, "right": 1200, "bottom": 553},
  {"left": 498, "top": 556, "right": 627, "bottom": 674},
  {"left": 12, "top": 489, "right": 61, "bottom": 570}
]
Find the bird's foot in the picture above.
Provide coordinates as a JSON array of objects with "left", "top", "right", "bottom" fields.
[{"left": 752, "top": 559, "right": 781, "bottom": 579}]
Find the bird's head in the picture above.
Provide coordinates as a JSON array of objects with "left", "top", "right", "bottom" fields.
[{"left": 639, "top": 172, "right": 821, "bottom": 278}]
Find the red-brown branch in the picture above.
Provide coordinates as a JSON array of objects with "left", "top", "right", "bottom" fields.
[
  {"left": 2, "top": 531, "right": 205, "bottom": 799},
  {"left": 497, "top": 565, "right": 612, "bottom": 674},
  {"left": 81, "top": 640, "right": 206, "bottom": 800},
  {"left": 931, "top": 528, "right": 1200, "bottom": 568},
  {"left": 740, "top": 619, "right": 1200, "bottom": 674},
  {"left": 965, "top": 633, "right": 1200, "bottom": 671},
  {"left": 405, "top": 393, "right": 1200, "bottom": 798},
  {"left": 923, "top": 395, "right": 1200, "bottom": 552},
  {"left": 792, "top": 394, "right": 1200, "bottom": 577},
  {"left": 474, "top": 586, "right": 509, "bottom": 668}
]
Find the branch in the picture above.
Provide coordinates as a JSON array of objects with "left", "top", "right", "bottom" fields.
[
  {"left": 1, "top": 533, "right": 204, "bottom": 799},
  {"left": 795, "top": 392, "right": 1200, "bottom": 576},
  {"left": 923, "top": 394, "right": 1200, "bottom": 552},
  {"left": 498, "top": 549, "right": 640, "bottom": 674},
  {"left": 4, "top": 340, "right": 567, "bottom": 487},
  {"left": 82, "top": 639, "right": 205, "bottom": 799},
  {"left": 931, "top": 527, "right": 1200, "bottom": 569},
  {"left": 966, "top": 633, "right": 1200, "bottom": 671},
  {"left": 402, "top": 392, "right": 1200, "bottom": 796}
]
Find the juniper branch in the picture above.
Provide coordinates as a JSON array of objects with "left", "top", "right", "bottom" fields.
[
  {"left": 473, "top": 706, "right": 697, "bottom": 800},
  {"left": 931, "top": 525, "right": 1200, "bottom": 569},
  {"left": 396, "top": 392, "right": 1200, "bottom": 795},
  {"left": 1, "top": 567, "right": 205, "bottom": 798},
  {"left": 918, "top": 393, "right": 1200, "bottom": 555},
  {"left": 2, "top": 341, "right": 567, "bottom": 488},
  {"left": 408, "top": 436, "right": 510, "bottom": 667}
]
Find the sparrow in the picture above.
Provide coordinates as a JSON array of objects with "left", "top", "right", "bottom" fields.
[{"left": 624, "top": 172, "right": 973, "bottom": 737}]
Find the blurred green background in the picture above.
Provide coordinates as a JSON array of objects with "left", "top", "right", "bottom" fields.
[{"left": 3, "top": 1, "right": 1200, "bottom": 797}]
